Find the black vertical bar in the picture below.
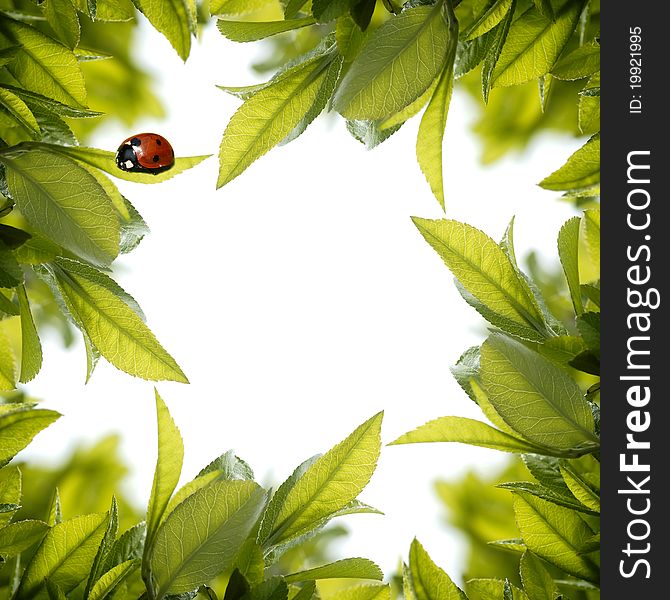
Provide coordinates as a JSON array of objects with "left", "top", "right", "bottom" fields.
[{"left": 601, "top": 2, "right": 668, "bottom": 596}]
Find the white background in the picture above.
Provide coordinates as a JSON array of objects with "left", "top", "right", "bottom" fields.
[{"left": 22, "top": 20, "right": 580, "bottom": 580}]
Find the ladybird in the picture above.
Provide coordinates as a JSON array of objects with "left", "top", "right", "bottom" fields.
[{"left": 115, "top": 133, "right": 175, "bottom": 175}]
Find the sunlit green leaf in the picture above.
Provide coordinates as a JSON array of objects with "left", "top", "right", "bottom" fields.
[
  {"left": 44, "top": 0, "right": 81, "bottom": 49},
  {"left": 134, "top": 0, "right": 194, "bottom": 61},
  {"left": 88, "top": 559, "right": 141, "bottom": 600},
  {"left": 557, "top": 216, "right": 583, "bottom": 315},
  {"left": 333, "top": 5, "right": 450, "bottom": 120},
  {"left": 513, "top": 492, "right": 598, "bottom": 582},
  {"left": 540, "top": 134, "right": 599, "bottom": 191},
  {"left": 407, "top": 538, "right": 467, "bottom": 600},
  {"left": 491, "top": 1, "right": 585, "bottom": 87},
  {"left": 217, "top": 17, "right": 316, "bottom": 42},
  {"left": 16, "top": 512, "right": 109, "bottom": 599},
  {"left": 0, "top": 406, "right": 60, "bottom": 465},
  {"left": 0, "top": 17, "right": 87, "bottom": 108},
  {"left": 464, "top": 0, "right": 513, "bottom": 40},
  {"left": 285, "top": 558, "right": 383, "bottom": 583},
  {"left": 1, "top": 146, "right": 119, "bottom": 267},
  {"left": 481, "top": 333, "right": 598, "bottom": 453},
  {"left": 551, "top": 40, "right": 599, "bottom": 81},
  {"left": 519, "top": 551, "right": 560, "bottom": 600},
  {"left": 17, "top": 285, "right": 43, "bottom": 383},
  {"left": 0, "top": 519, "right": 49, "bottom": 558},
  {"left": 149, "top": 480, "right": 266, "bottom": 597}
]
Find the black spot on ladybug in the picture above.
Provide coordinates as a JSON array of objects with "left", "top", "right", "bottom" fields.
[
  {"left": 130, "top": 137, "right": 141, "bottom": 146},
  {"left": 155, "top": 139, "right": 162, "bottom": 146},
  {"left": 153, "top": 155, "right": 160, "bottom": 163}
]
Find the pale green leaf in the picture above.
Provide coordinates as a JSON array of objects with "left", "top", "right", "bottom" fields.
[
  {"left": 464, "top": 0, "right": 513, "bottom": 40},
  {"left": 88, "top": 559, "right": 140, "bottom": 600},
  {"left": 16, "top": 512, "right": 109, "bottom": 599},
  {"left": 163, "top": 470, "right": 220, "bottom": 521},
  {"left": 0, "top": 520, "right": 49, "bottom": 557},
  {"left": 491, "top": 1, "right": 585, "bottom": 87},
  {"left": 326, "top": 584, "right": 391, "bottom": 600},
  {"left": 46, "top": 259, "right": 188, "bottom": 382},
  {"left": 84, "top": 497, "right": 119, "bottom": 598},
  {"left": 0, "top": 466, "right": 21, "bottom": 526},
  {"left": 149, "top": 480, "right": 266, "bottom": 598},
  {"left": 134, "top": 0, "right": 194, "bottom": 60},
  {"left": 465, "top": 579, "right": 526, "bottom": 600},
  {"left": 559, "top": 465, "right": 599, "bottom": 512},
  {"left": 551, "top": 40, "right": 599, "bottom": 80},
  {"left": 513, "top": 492, "right": 598, "bottom": 582},
  {"left": 1, "top": 146, "right": 119, "bottom": 267},
  {"left": 557, "top": 217, "right": 583, "bottom": 315},
  {"left": 261, "top": 413, "right": 382, "bottom": 547},
  {"left": 498, "top": 481, "right": 596, "bottom": 515},
  {"left": 217, "top": 17, "right": 316, "bottom": 42},
  {"left": 481, "top": 333, "right": 598, "bottom": 453},
  {"left": 0, "top": 88, "right": 40, "bottom": 136},
  {"left": 390, "top": 416, "right": 547, "bottom": 454},
  {"left": 0, "top": 328, "right": 16, "bottom": 391},
  {"left": 481, "top": 0, "right": 515, "bottom": 102},
  {"left": 378, "top": 79, "right": 437, "bottom": 131},
  {"left": 333, "top": 5, "right": 451, "bottom": 120},
  {"left": 285, "top": 558, "right": 383, "bottom": 583},
  {"left": 578, "top": 72, "right": 600, "bottom": 134},
  {"left": 218, "top": 53, "right": 335, "bottom": 188},
  {"left": 412, "top": 218, "right": 548, "bottom": 340},
  {"left": 416, "top": 7, "right": 457, "bottom": 210},
  {"left": 210, "top": 0, "right": 270, "bottom": 16},
  {"left": 0, "top": 406, "right": 60, "bottom": 465},
  {"left": 146, "top": 390, "right": 184, "bottom": 551},
  {"left": 44, "top": 0, "right": 81, "bottom": 49},
  {"left": 540, "top": 134, "right": 599, "bottom": 191},
  {"left": 520, "top": 552, "right": 561, "bottom": 600},
  {"left": 407, "top": 539, "right": 467, "bottom": 600},
  {"left": 582, "top": 208, "right": 599, "bottom": 271},
  {"left": 17, "top": 285, "right": 42, "bottom": 383},
  {"left": 0, "top": 18, "right": 87, "bottom": 108},
  {"left": 46, "top": 144, "right": 210, "bottom": 184}
]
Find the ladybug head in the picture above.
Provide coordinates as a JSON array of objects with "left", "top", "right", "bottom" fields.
[{"left": 116, "top": 144, "right": 140, "bottom": 172}]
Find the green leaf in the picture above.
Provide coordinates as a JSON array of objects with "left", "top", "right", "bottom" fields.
[
  {"left": 210, "top": 0, "right": 270, "bottom": 16},
  {"left": 498, "top": 480, "right": 596, "bottom": 515},
  {"left": 582, "top": 207, "right": 600, "bottom": 271},
  {"left": 261, "top": 413, "right": 382, "bottom": 547},
  {"left": 513, "top": 492, "right": 598, "bottom": 582},
  {"left": 540, "top": 134, "right": 600, "bottom": 191},
  {"left": 313, "top": 0, "right": 356, "bottom": 22},
  {"left": 1, "top": 146, "right": 119, "bottom": 267},
  {"left": 464, "top": 0, "right": 513, "bottom": 40},
  {"left": 407, "top": 539, "right": 467, "bottom": 600},
  {"left": 450, "top": 346, "right": 480, "bottom": 402},
  {"left": 149, "top": 480, "right": 267, "bottom": 598},
  {"left": 578, "top": 72, "right": 600, "bottom": 134},
  {"left": 491, "top": 1, "right": 585, "bottom": 87},
  {"left": 285, "top": 558, "right": 383, "bottom": 583},
  {"left": 551, "top": 40, "right": 599, "bottom": 80},
  {"left": 465, "top": 579, "right": 526, "bottom": 600},
  {"left": 0, "top": 466, "right": 21, "bottom": 526},
  {"left": 481, "top": 0, "right": 515, "bottom": 102},
  {"left": 0, "top": 289, "right": 19, "bottom": 317},
  {"left": 0, "top": 328, "right": 17, "bottom": 390},
  {"left": 244, "top": 577, "right": 288, "bottom": 600},
  {"left": 217, "top": 17, "right": 316, "bottom": 42},
  {"left": 44, "top": 144, "right": 210, "bottom": 185},
  {"left": 218, "top": 52, "right": 336, "bottom": 188},
  {"left": 412, "top": 218, "right": 547, "bottom": 340},
  {"left": 17, "top": 285, "right": 42, "bottom": 383},
  {"left": 88, "top": 559, "right": 141, "bottom": 600},
  {"left": 134, "top": 0, "right": 194, "bottom": 61},
  {"left": 378, "top": 79, "right": 437, "bottom": 131},
  {"left": 346, "top": 119, "right": 400, "bottom": 149},
  {"left": 328, "top": 584, "right": 391, "bottom": 600},
  {"left": 559, "top": 465, "right": 599, "bottom": 512},
  {"left": 390, "top": 416, "right": 548, "bottom": 454},
  {"left": 44, "top": 0, "right": 81, "bottom": 49},
  {"left": 0, "top": 406, "right": 60, "bottom": 465},
  {"left": 557, "top": 217, "right": 583, "bottom": 315},
  {"left": 519, "top": 551, "right": 560, "bottom": 600},
  {"left": 0, "top": 17, "right": 87, "bottom": 108},
  {"left": 44, "top": 260, "right": 188, "bottom": 383},
  {"left": 333, "top": 4, "right": 451, "bottom": 120},
  {"left": 0, "top": 519, "right": 49, "bottom": 557},
  {"left": 85, "top": 497, "right": 119, "bottom": 598},
  {"left": 47, "top": 489, "right": 62, "bottom": 526},
  {"left": 102, "top": 522, "right": 145, "bottom": 572},
  {"left": 0, "top": 242, "right": 22, "bottom": 288},
  {"left": 163, "top": 470, "right": 220, "bottom": 521},
  {"left": 146, "top": 390, "right": 184, "bottom": 553},
  {"left": 533, "top": 0, "right": 554, "bottom": 19},
  {"left": 0, "top": 86, "right": 100, "bottom": 118},
  {"left": 0, "top": 88, "right": 40, "bottom": 136},
  {"left": 16, "top": 512, "right": 110, "bottom": 599},
  {"left": 416, "top": 6, "right": 458, "bottom": 209},
  {"left": 199, "top": 450, "right": 255, "bottom": 480},
  {"left": 480, "top": 333, "right": 598, "bottom": 453}
]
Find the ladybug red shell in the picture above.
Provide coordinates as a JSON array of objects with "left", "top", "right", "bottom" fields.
[{"left": 115, "top": 133, "right": 175, "bottom": 175}]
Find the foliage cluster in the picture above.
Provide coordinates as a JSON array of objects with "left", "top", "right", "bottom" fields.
[{"left": 0, "top": 0, "right": 600, "bottom": 599}]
